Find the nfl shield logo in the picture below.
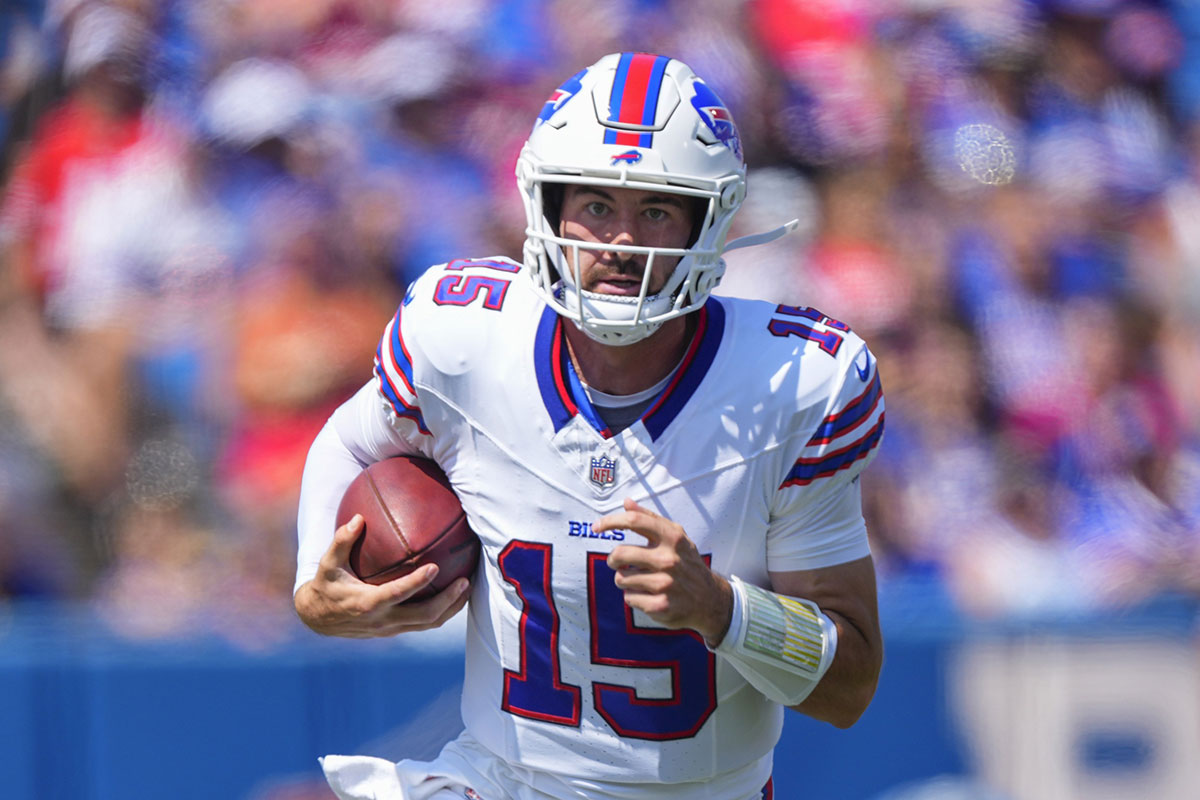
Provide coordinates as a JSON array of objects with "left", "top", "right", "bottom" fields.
[{"left": 590, "top": 455, "right": 616, "bottom": 488}]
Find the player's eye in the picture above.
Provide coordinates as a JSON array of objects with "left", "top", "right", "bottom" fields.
[
  {"left": 644, "top": 207, "right": 670, "bottom": 221},
  {"left": 585, "top": 201, "right": 609, "bottom": 217}
]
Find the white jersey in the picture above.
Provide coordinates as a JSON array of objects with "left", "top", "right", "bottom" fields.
[{"left": 323, "top": 256, "right": 883, "bottom": 794}]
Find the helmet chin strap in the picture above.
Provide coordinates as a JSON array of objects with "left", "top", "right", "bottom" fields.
[
  {"left": 559, "top": 282, "right": 668, "bottom": 345},
  {"left": 549, "top": 238, "right": 670, "bottom": 346}
]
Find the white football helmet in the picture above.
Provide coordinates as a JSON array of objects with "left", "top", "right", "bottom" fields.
[{"left": 517, "top": 52, "right": 796, "bottom": 345}]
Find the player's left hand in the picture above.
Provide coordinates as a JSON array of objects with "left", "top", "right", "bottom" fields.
[{"left": 595, "top": 498, "right": 733, "bottom": 645}]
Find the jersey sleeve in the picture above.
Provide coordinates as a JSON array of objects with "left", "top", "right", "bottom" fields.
[
  {"left": 765, "top": 341, "right": 885, "bottom": 573},
  {"left": 294, "top": 379, "right": 431, "bottom": 593},
  {"left": 372, "top": 300, "right": 436, "bottom": 445},
  {"left": 294, "top": 278, "right": 443, "bottom": 592}
]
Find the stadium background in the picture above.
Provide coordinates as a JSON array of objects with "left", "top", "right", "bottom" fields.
[{"left": 1, "top": 0, "right": 1198, "bottom": 798}]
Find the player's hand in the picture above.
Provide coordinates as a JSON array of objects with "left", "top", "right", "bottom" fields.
[
  {"left": 596, "top": 498, "right": 733, "bottom": 645},
  {"left": 294, "top": 514, "right": 470, "bottom": 638}
]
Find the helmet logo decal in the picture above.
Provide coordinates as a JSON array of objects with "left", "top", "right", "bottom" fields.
[
  {"left": 603, "top": 52, "right": 670, "bottom": 148},
  {"left": 611, "top": 149, "right": 642, "bottom": 165},
  {"left": 691, "top": 80, "right": 743, "bottom": 161},
  {"left": 536, "top": 68, "right": 586, "bottom": 127}
]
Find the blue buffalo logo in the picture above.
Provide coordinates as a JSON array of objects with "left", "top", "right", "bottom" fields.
[
  {"left": 611, "top": 149, "right": 643, "bottom": 165},
  {"left": 691, "top": 80, "right": 742, "bottom": 161},
  {"left": 536, "top": 68, "right": 586, "bottom": 127}
]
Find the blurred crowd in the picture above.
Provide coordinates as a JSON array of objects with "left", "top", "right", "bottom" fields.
[{"left": 0, "top": 0, "right": 1198, "bottom": 644}]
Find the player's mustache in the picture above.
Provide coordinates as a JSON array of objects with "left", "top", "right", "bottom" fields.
[{"left": 608, "top": 256, "right": 644, "bottom": 276}]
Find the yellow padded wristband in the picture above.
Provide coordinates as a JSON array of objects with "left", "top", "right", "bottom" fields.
[{"left": 715, "top": 576, "right": 838, "bottom": 705}]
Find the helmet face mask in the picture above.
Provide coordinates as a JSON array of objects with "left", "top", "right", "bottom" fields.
[{"left": 517, "top": 53, "right": 748, "bottom": 346}]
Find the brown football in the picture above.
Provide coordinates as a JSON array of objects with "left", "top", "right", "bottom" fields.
[{"left": 336, "top": 456, "right": 480, "bottom": 601}]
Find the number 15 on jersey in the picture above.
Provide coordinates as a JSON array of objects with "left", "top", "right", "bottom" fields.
[{"left": 499, "top": 542, "right": 717, "bottom": 741}]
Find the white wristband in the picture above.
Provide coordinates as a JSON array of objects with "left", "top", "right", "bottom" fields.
[{"left": 714, "top": 576, "right": 838, "bottom": 706}]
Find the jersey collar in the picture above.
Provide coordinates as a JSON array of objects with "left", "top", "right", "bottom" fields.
[{"left": 534, "top": 298, "right": 726, "bottom": 441}]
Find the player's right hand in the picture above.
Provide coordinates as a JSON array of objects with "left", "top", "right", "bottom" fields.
[{"left": 293, "top": 514, "right": 471, "bottom": 638}]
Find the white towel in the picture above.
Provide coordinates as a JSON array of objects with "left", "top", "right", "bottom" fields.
[{"left": 321, "top": 754, "right": 471, "bottom": 800}]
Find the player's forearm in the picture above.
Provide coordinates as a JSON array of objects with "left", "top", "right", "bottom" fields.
[
  {"left": 295, "top": 418, "right": 370, "bottom": 593},
  {"left": 763, "top": 557, "right": 882, "bottom": 727},
  {"left": 791, "top": 608, "right": 881, "bottom": 728},
  {"left": 295, "top": 382, "right": 417, "bottom": 592}
]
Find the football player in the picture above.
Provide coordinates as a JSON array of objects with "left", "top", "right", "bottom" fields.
[{"left": 295, "top": 52, "right": 885, "bottom": 800}]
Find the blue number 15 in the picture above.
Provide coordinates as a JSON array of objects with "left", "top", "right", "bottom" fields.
[
  {"left": 432, "top": 259, "right": 518, "bottom": 311},
  {"left": 498, "top": 542, "right": 717, "bottom": 741}
]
